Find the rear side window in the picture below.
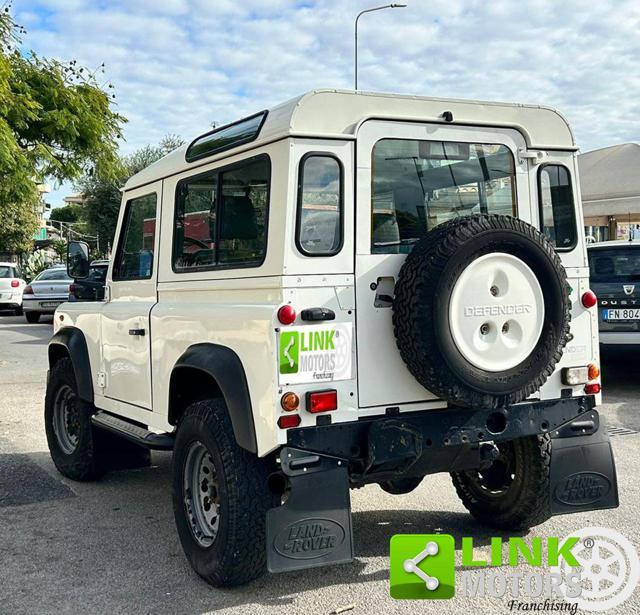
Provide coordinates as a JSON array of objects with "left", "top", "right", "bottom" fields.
[
  {"left": 296, "top": 154, "right": 343, "bottom": 256},
  {"left": 113, "top": 193, "right": 157, "bottom": 281},
  {"left": 538, "top": 165, "right": 577, "bottom": 250},
  {"left": 173, "top": 155, "right": 270, "bottom": 271},
  {"left": 0, "top": 266, "right": 16, "bottom": 278}
]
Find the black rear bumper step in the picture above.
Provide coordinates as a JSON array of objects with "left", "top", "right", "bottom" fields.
[{"left": 92, "top": 412, "right": 174, "bottom": 450}]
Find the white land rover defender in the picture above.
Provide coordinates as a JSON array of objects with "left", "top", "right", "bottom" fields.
[{"left": 47, "top": 90, "right": 618, "bottom": 586}]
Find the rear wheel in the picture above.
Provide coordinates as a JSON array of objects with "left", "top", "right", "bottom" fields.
[
  {"left": 25, "top": 311, "right": 40, "bottom": 323},
  {"left": 451, "top": 435, "right": 552, "bottom": 530},
  {"left": 172, "top": 399, "right": 275, "bottom": 587}
]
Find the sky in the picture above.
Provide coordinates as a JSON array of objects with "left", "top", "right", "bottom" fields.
[{"left": 13, "top": 0, "right": 640, "bottom": 208}]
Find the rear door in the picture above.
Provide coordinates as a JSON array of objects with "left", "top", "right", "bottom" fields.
[
  {"left": 355, "top": 120, "right": 531, "bottom": 408},
  {"left": 0, "top": 264, "right": 23, "bottom": 302},
  {"left": 100, "top": 183, "right": 160, "bottom": 409}
]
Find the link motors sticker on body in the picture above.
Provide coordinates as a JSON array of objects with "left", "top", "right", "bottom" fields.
[{"left": 278, "top": 323, "right": 353, "bottom": 385}]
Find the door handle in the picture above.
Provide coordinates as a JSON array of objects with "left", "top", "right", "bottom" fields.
[{"left": 128, "top": 328, "right": 146, "bottom": 336}]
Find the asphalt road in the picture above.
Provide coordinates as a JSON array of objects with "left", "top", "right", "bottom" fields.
[{"left": 1, "top": 312, "right": 639, "bottom": 615}]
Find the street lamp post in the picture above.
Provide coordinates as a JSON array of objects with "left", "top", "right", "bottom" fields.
[{"left": 354, "top": 3, "right": 407, "bottom": 90}]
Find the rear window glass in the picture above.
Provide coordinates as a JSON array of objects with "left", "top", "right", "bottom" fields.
[
  {"left": 539, "top": 165, "right": 577, "bottom": 250},
  {"left": 371, "top": 139, "right": 515, "bottom": 254},
  {"left": 0, "top": 266, "right": 16, "bottom": 278},
  {"left": 589, "top": 248, "right": 640, "bottom": 282},
  {"left": 35, "top": 269, "right": 71, "bottom": 281}
]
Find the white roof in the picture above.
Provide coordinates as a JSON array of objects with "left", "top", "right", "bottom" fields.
[{"left": 126, "top": 89, "right": 576, "bottom": 191}]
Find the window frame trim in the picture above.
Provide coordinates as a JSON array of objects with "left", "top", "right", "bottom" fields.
[
  {"left": 171, "top": 153, "right": 272, "bottom": 274},
  {"left": 537, "top": 162, "right": 578, "bottom": 253},
  {"left": 295, "top": 151, "right": 345, "bottom": 258},
  {"left": 185, "top": 111, "right": 268, "bottom": 163},
  {"left": 112, "top": 192, "right": 158, "bottom": 282}
]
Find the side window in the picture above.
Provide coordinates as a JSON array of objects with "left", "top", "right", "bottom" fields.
[
  {"left": 296, "top": 154, "right": 343, "bottom": 256},
  {"left": 173, "top": 155, "right": 270, "bottom": 271},
  {"left": 538, "top": 165, "right": 577, "bottom": 250},
  {"left": 113, "top": 193, "right": 157, "bottom": 280}
]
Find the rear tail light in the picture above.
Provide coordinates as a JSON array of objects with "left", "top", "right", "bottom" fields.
[
  {"left": 69, "top": 283, "right": 76, "bottom": 295},
  {"left": 588, "top": 363, "right": 600, "bottom": 380},
  {"left": 585, "top": 383, "right": 601, "bottom": 395},
  {"left": 581, "top": 290, "right": 597, "bottom": 308},
  {"left": 280, "top": 392, "right": 300, "bottom": 412},
  {"left": 306, "top": 389, "right": 338, "bottom": 413},
  {"left": 277, "top": 414, "right": 301, "bottom": 429},
  {"left": 561, "top": 366, "right": 589, "bottom": 386},
  {"left": 23, "top": 285, "right": 33, "bottom": 295},
  {"left": 277, "top": 305, "right": 296, "bottom": 325},
  {"left": 10, "top": 280, "right": 19, "bottom": 288}
]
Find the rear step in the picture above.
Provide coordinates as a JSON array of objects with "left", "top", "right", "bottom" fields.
[{"left": 92, "top": 412, "right": 174, "bottom": 450}]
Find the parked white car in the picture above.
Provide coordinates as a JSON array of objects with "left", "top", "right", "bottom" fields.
[
  {"left": 0, "top": 262, "right": 26, "bottom": 315},
  {"left": 47, "top": 90, "right": 618, "bottom": 587},
  {"left": 23, "top": 266, "right": 72, "bottom": 323}
]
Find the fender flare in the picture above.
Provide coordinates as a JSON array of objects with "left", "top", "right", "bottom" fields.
[
  {"left": 49, "top": 327, "right": 94, "bottom": 403},
  {"left": 171, "top": 343, "right": 257, "bottom": 453}
]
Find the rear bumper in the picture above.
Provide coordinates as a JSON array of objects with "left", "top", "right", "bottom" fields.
[
  {"left": 267, "top": 396, "right": 618, "bottom": 574},
  {"left": 22, "top": 297, "right": 66, "bottom": 314},
  {"left": 599, "top": 331, "right": 640, "bottom": 345}
]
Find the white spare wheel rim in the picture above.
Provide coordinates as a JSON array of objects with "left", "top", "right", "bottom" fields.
[{"left": 448, "top": 252, "right": 545, "bottom": 372}]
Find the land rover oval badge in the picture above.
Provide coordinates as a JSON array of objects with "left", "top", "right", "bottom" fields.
[
  {"left": 554, "top": 471, "right": 611, "bottom": 506},
  {"left": 274, "top": 518, "right": 346, "bottom": 560}
]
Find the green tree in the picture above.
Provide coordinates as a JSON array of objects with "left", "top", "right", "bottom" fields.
[
  {"left": 79, "top": 135, "right": 184, "bottom": 254},
  {"left": 49, "top": 203, "right": 83, "bottom": 224},
  {"left": 0, "top": 5, "right": 125, "bottom": 254}
]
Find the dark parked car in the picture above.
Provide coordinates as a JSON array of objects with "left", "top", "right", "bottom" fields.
[
  {"left": 69, "top": 260, "right": 109, "bottom": 302},
  {"left": 588, "top": 241, "right": 640, "bottom": 346}
]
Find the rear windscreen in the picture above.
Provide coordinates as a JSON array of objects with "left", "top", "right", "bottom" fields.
[{"left": 589, "top": 248, "right": 640, "bottom": 282}]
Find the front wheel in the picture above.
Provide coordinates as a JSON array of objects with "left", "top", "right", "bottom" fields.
[
  {"left": 451, "top": 435, "right": 552, "bottom": 530},
  {"left": 172, "top": 399, "right": 275, "bottom": 587}
]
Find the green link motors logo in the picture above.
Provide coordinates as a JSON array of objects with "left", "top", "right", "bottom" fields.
[
  {"left": 278, "top": 325, "right": 353, "bottom": 384},
  {"left": 279, "top": 331, "right": 300, "bottom": 374},
  {"left": 390, "top": 534, "right": 455, "bottom": 599},
  {"left": 390, "top": 528, "right": 640, "bottom": 611}
]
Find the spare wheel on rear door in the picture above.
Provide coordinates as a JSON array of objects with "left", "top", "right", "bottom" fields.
[{"left": 392, "top": 214, "right": 571, "bottom": 409}]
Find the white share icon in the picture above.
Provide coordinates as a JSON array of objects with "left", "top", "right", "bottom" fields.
[{"left": 403, "top": 541, "right": 440, "bottom": 590}]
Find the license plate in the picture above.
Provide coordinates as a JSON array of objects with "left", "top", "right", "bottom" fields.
[
  {"left": 604, "top": 308, "right": 640, "bottom": 320},
  {"left": 41, "top": 301, "right": 62, "bottom": 308}
]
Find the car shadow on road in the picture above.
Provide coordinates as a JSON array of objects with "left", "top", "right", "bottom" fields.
[{"left": 1, "top": 449, "right": 529, "bottom": 614}]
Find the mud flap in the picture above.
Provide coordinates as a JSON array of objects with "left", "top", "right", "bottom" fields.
[
  {"left": 267, "top": 447, "right": 354, "bottom": 573},
  {"left": 550, "top": 412, "right": 619, "bottom": 515}
]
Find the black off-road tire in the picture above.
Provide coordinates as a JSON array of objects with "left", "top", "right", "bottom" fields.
[
  {"left": 379, "top": 475, "right": 424, "bottom": 495},
  {"left": 393, "top": 214, "right": 570, "bottom": 409},
  {"left": 45, "top": 357, "right": 103, "bottom": 481},
  {"left": 172, "top": 399, "right": 275, "bottom": 587},
  {"left": 45, "top": 358, "right": 150, "bottom": 479},
  {"left": 451, "top": 435, "right": 552, "bottom": 530},
  {"left": 25, "top": 311, "right": 40, "bottom": 323}
]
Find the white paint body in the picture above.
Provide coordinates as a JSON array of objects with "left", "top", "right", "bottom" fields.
[{"left": 54, "top": 90, "right": 600, "bottom": 457}]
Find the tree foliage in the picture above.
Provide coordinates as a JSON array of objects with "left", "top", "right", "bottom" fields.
[
  {"left": 0, "top": 4, "right": 125, "bottom": 254},
  {"left": 49, "top": 202, "right": 83, "bottom": 224},
  {"left": 78, "top": 135, "right": 184, "bottom": 253}
]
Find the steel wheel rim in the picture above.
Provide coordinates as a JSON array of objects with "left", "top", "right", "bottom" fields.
[
  {"left": 183, "top": 440, "right": 220, "bottom": 548},
  {"left": 465, "top": 443, "right": 516, "bottom": 499},
  {"left": 52, "top": 384, "right": 80, "bottom": 454}
]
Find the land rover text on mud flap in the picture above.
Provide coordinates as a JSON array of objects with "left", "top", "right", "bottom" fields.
[{"left": 46, "top": 90, "right": 618, "bottom": 587}]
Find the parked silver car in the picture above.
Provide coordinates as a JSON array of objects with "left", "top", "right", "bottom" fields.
[
  {"left": 23, "top": 266, "right": 72, "bottom": 323},
  {"left": 0, "top": 262, "right": 26, "bottom": 315}
]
